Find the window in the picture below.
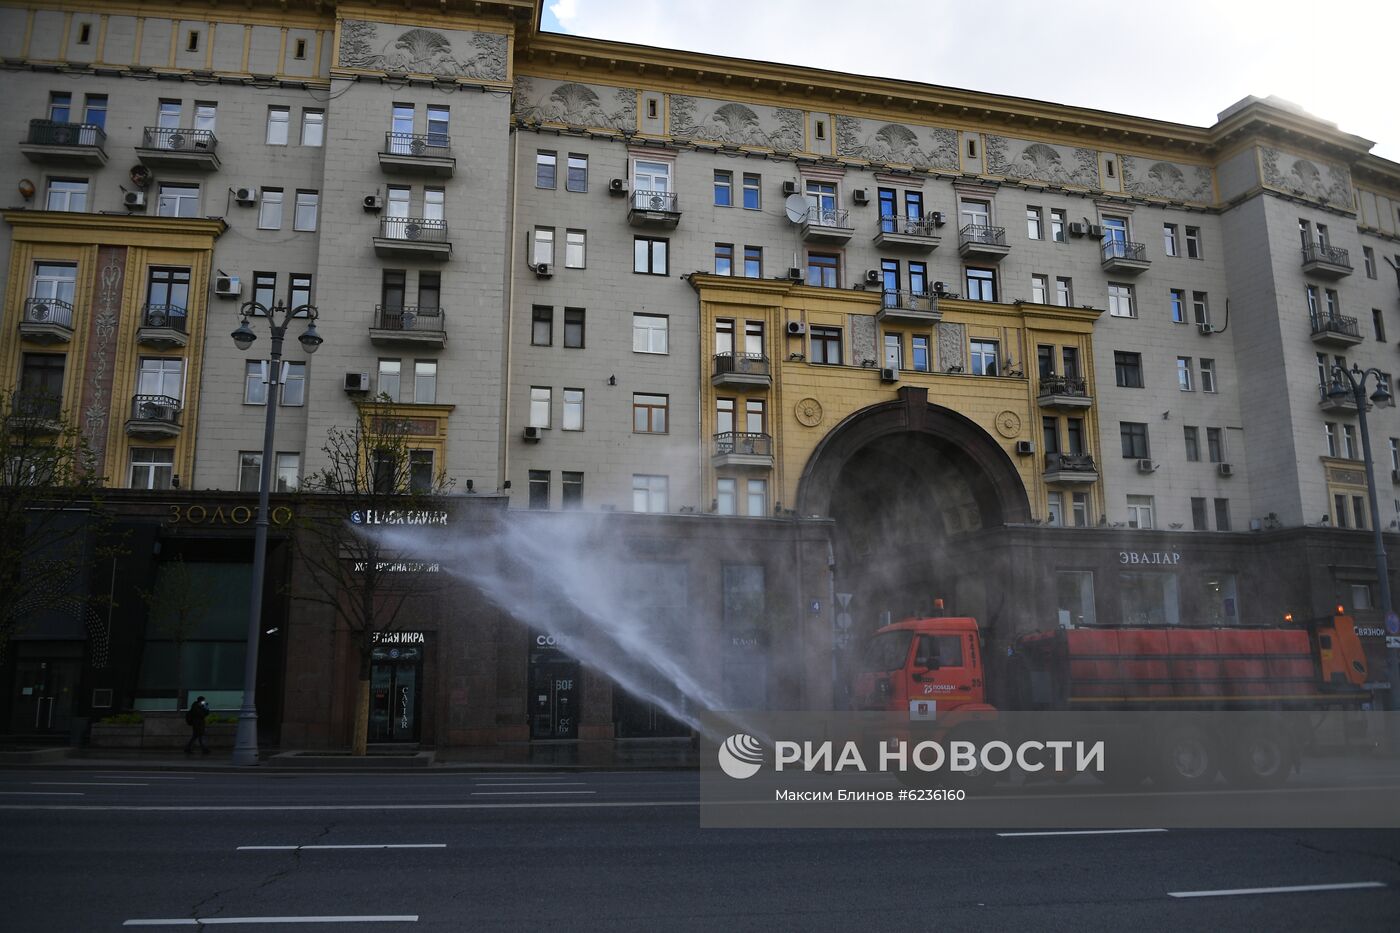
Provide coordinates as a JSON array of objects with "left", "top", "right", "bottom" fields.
[
  {"left": 1055, "top": 276, "right": 1072, "bottom": 306},
  {"left": 266, "top": 106, "right": 290, "bottom": 145},
  {"left": 807, "top": 252, "right": 839, "bottom": 288},
  {"left": 965, "top": 267, "right": 996, "bottom": 302},
  {"left": 563, "top": 308, "right": 585, "bottom": 349},
  {"left": 633, "top": 394, "right": 668, "bottom": 434},
  {"left": 293, "top": 191, "right": 319, "bottom": 231},
  {"left": 745, "top": 398, "right": 766, "bottom": 434},
  {"left": 1325, "top": 422, "right": 1338, "bottom": 458},
  {"left": 533, "top": 227, "right": 554, "bottom": 267},
  {"left": 746, "top": 478, "right": 767, "bottom": 517},
  {"left": 633, "top": 314, "right": 668, "bottom": 354},
  {"left": 285, "top": 269, "right": 312, "bottom": 308},
  {"left": 1062, "top": 347, "right": 1081, "bottom": 379},
  {"left": 1170, "top": 288, "right": 1186, "bottom": 324},
  {"left": 881, "top": 259, "right": 899, "bottom": 304},
  {"left": 743, "top": 246, "right": 762, "bottom": 278},
  {"left": 565, "top": 230, "right": 585, "bottom": 269},
  {"left": 301, "top": 109, "right": 324, "bottom": 146},
  {"left": 970, "top": 339, "right": 1000, "bottom": 376},
  {"left": 1391, "top": 437, "right": 1399, "bottom": 472},
  {"left": 243, "top": 361, "right": 268, "bottom": 405},
  {"left": 155, "top": 99, "right": 180, "bottom": 130},
  {"left": 634, "top": 237, "right": 668, "bottom": 275},
  {"left": 716, "top": 397, "right": 735, "bottom": 435},
  {"left": 528, "top": 471, "right": 550, "bottom": 510},
  {"left": 1375, "top": 309, "right": 1387, "bottom": 342},
  {"left": 536, "top": 151, "right": 556, "bottom": 188},
  {"left": 417, "top": 272, "right": 440, "bottom": 311},
  {"left": 258, "top": 188, "right": 283, "bottom": 229},
  {"left": 378, "top": 359, "right": 401, "bottom": 401},
  {"left": 238, "top": 452, "right": 300, "bottom": 493},
  {"left": 1192, "top": 497, "right": 1208, "bottom": 531},
  {"left": 1071, "top": 492, "right": 1089, "bottom": 528},
  {"left": 1343, "top": 424, "right": 1358, "bottom": 460},
  {"left": 1120, "top": 422, "right": 1149, "bottom": 459},
  {"left": 294, "top": 38, "right": 307, "bottom": 60},
  {"left": 1177, "top": 356, "right": 1194, "bottom": 391},
  {"left": 1108, "top": 283, "right": 1135, "bottom": 317},
  {"left": 252, "top": 272, "right": 276, "bottom": 311},
  {"left": 912, "top": 335, "right": 930, "bottom": 373},
  {"left": 715, "top": 243, "right": 734, "bottom": 275},
  {"left": 1050, "top": 208, "right": 1066, "bottom": 242},
  {"left": 1185, "top": 226, "right": 1201, "bottom": 259},
  {"left": 1042, "top": 416, "right": 1060, "bottom": 455},
  {"left": 529, "top": 387, "right": 551, "bottom": 428},
  {"left": 413, "top": 360, "right": 436, "bottom": 404},
  {"left": 1214, "top": 498, "right": 1231, "bottom": 532},
  {"left": 562, "top": 472, "right": 583, "bottom": 509},
  {"left": 562, "top": 388, "right": 584, "bottom": 430},
  {"left": 566, "top": 154, "right": 587, "bottom": 192},
  {"left": 1046, "top": 491, "right": 1063, "bottom": 527},
  {"left": 632, "top": 475, "right": 668, "bottom": 513},
  {"left": 714, "top": 170, "right": 733, "bottom": 206},
  {"left": 426, "top": 186, "right": 446, "bottom": 221},
  {"left": 1114, "top": 351, "right": 1143, "bottom": 388},
  {"left": 1192, "top": 291, "right": 1210, "bottom": 326},
  {"left": 715, "top": 319, "right": 734, "bottom": 356},
  {"left": 1031, "top": 274, "right": 1048, "bottom": 304},
  {"left": 1206, "top": 427, "right": 1224, "bottom": 463},
  {"left": 129, "top": 448, "right": 175, "bottom": 490},
  {"left": 281, "top": 362, "right": 306, "bottom": 407},
  {"left": 17, "top": 353, "right": 65, "bottom": 418},
  {"left": 1056, "top": 571, "right": 1096, "bottom": 626},
  {"left": 408, "top": 450, "right": 435, "bottom": 494},
  {"left": 186, "top": 30, "right": 200, "bottom": 52},
  {"left": 908, "top": 261, "right": 928, "bottom": 297},
  {"left": 1184, "top": 426, "right": 1200, "bottom": 462},
  {"left": 716, "top": 478, "right": 737, "bottom": 516},
  {"left": 1163, "top": 223, "right": 1179, "bottom": 257},
  {"left": 742, "top": 173, "right": 761, "bottom": 210},
  {"left": 145, "top": 266, "right": 191, "bottom": 317},
  {"left": 810, "top": 326, "right": 842, "bottom": 365},
  {"left": 424, "top": 106, "right": 448, "bottom": 146},
  {"left": 156, "top": 183, "right": 199, "bottom": 218},
  {"left": 814, "top": 119, "right": 827, "bottom": 141},
  {"left": 1126, "top": 495, "right": 1155, "bottom": 530},
  {"left": 45, "top": 178, "right": 87, "bottom": 212},
  {"left": 77, "top": 23, "right": 91, "bottom": 44},
  {"left": 1026, "top": 206, "right": 1043, "bottom": 240},
  {"left": 1364, "top": 246, "right": 1377, "bottom": 278},
  {"left": 386, "top": 185, "right": 410, "bottom": 218},
  {"left": 959, "top": 198, "right": 990, "bottom": 229},
  {"left": 1200, "top": 358, "right": 1216, "bottom": 393}
]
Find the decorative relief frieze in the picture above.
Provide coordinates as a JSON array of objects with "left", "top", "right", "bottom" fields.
[
  {"left": 849, "top": 315, "right": 877, "bottom": 366},
  {"left": 985, "top": 135, "right": 1099, "bottom": 188},
  {"left": 338, "top": 20, "right": 507, "bottom": 80},
  {"left": 513, "top": 77, "right": 636, "bottom": 131},
  {"left": 668, "top": 95, "right": 803, "bottom": 150},
  {"left": 936, "top": 322, "right": 965, "bottom": 372},
  {"left": 1260, "top": 147, "right": 1353, "bottom": 211},
  {"left": 834, "top": 116, "right": 958, "bottom": 170},
  {"left": 1120, "top": 156, "right": 1214, "bottom": 203}
]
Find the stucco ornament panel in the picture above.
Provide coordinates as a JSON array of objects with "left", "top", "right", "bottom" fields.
[
  {"left": 668, "top": 95, "right": 803, "bottom": 150},
  {"left": 849, "top": 315, "right": 877, "bottom": 366},
  {"left": 1260, "top": 147, "right": 1353, "bottom": 211},
  {"left": 834, "top": 116, "right": 958, "bottom": 170},
  {"left": 513, "top": 77, "right": 637, "bottom": 132},
  {"left": 936, "top": 322, "right": 965, "bottom": 372},
  {"left": 338, "top": 20, "right": 507, "bottom": 80},
  {"left": 985, "top": 135, "right": 1099, "bottom": 188},
  {"left": 1120, "top": 156, "right": 1213, "bottom": 203}
]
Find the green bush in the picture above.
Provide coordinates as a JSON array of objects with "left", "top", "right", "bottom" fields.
[
  {"left": 206, "top": 714, "right": 238, "bottom": 724},
  {"left": 98, "top": 713, "right": 144, "bottom": 725}
]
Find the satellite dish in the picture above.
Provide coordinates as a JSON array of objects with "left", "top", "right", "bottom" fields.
[{"left": 783, "top": 193, "right": 809, "bottom": 224}]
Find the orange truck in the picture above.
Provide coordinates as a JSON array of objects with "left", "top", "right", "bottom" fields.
[{"left": 852, "top": 611, "right": 1372, "bottom": 787}]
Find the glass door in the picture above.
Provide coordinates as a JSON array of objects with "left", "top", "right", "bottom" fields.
[
  {"left": 9, "top": 659, "right": 78, "bottom": 734},
  {"left": 528, "top": 636, "right": 580, "bottom": 740},
  {"left": 368, "top": 644, "right": 422, "bottom": 742}
]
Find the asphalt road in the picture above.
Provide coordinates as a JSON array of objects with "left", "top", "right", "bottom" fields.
[{"left": 1, "top": 768, "right": 1398, "bottom": 931}]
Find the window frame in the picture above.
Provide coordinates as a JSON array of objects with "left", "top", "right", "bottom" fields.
[
  {"left": 265, "top": 106, "right": 290, "bottom": 145},
  {"left": 632, "top": 393, "right": 669, "bottom": 434},
  {"left": 633, "top": 237, "right": 669, "bottom": 276}
]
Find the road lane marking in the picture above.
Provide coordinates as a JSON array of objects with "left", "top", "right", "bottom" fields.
[
  {"left": 123, "top": 916, "right": 418, "bottom": 926},
  {"left": 1168, "top": 882, "right": 1386, "bottom": 898},
  {"left": 33, "top": 781, "right": 149, "bottom": 787},
  {"left": 469, "top": 790, "right": 597, "bottom": 796},
  {"left": 997, "top": 828, "right": 1167, "bottom": 837},
  {"left": 237, "top": 844, "right": 447, "bottom": 851},
  {"left": 0, "top": 799, "right": 693, "bottom": 811},
  {"left": 473, "top": 782, "right": 587, "bottom": 787},
  {"left": 94, "top": 775, "right": 195, "bottom": 780},
  {"left": 0, "top": 791, "right": 83, "bottom": 796}
]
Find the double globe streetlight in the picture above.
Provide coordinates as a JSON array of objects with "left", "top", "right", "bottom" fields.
[{"left": 229, "top": 299, "right": 323, "bottom": 766}]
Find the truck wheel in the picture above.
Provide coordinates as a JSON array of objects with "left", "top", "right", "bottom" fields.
[
  {"left": 1222, "top": 727, "right": 1291, "bottom": 787},
  {"left": 1154, "top": 725, "right": 1217, "bottom": 789}
]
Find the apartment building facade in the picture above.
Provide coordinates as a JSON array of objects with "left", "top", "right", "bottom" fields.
[{"left": 2, "top": 0, "right": 1397, "bottom": 745}]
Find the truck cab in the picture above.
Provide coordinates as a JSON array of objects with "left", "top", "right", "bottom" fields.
[{"left": 852, "top": 616, "right": 993, "bottom": 716}]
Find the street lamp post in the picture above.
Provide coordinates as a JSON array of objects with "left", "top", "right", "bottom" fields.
[
  {"left": 1328, "top": 364, "right": 1400, "bottom": 712},
  {"left": 230, "top": 300, "right": 323, "bottom": 766}
]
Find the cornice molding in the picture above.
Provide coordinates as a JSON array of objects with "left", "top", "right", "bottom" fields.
[{"left": 3, "top": 209, "right": 227, "bottom": 242}]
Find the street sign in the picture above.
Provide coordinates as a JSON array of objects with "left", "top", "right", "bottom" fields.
[
  {"left": 836, "top": 592, "right": 853, "bottom": 610},
  {"left": 835, "top": 612, "right": 853, "bottom": 631},
  {"left": 1387, "top": 636, "right": 1400, "bottom": 650},
  {"left": 1385, "top": 611, "right": 1400, "bottom": 635}
]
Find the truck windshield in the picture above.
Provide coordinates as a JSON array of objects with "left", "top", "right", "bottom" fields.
[{"left": 861, "top": 631, "right": 913, "bottom": 672}]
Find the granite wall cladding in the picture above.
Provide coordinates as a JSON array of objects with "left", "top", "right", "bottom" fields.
[
  {"left": 1120, "top": 156, "right": 1214, "bottom": 203},
  {"left": 337, "top": 19, "right": 507, "bottom": 80},
  {"left": 985, "top": 135, "right": 1099, "bottom": 189}
]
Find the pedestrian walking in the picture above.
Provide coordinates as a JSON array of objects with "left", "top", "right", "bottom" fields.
[{"left": 184, "top": 695, "right": 211, "bottom": 755}]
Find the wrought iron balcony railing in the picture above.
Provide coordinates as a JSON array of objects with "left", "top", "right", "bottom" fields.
[
  {"left": 383, "top": 131, "right": 451, "bottom": 157},
  {"left": 1301, "top": 241, "right": 1352, "bottom": 269},
  {"left": 959, "top": 223, "right": 1007, "bottom": 247},
  {"left": 141, "top": 304, "right": 188, "bottom": 330},
  {"left": 11, "top": 393, "right": 62, "bottom": 421},
  {"left": 878, "top": 214, "right": 938, "bottom": 237},
  {"left": 22, "top": 296, "right": 75, "bottom": 329},
  {"left": 1101, "top": 239, "right": 1147, "bottom": 262},
  {"left": 140, "top": 126, "right": 218, "bottom": 153},
  {"left": 26, "top": 118, "right": 106, "bottom": 148},
  {"left": 1038, "top": 375, "right": 1089, "bottom": 398},
  {"left": 805, "top": 206, "right": 850, "bottom": 227},
  {"left": 129, "top": 394, "right": 182, "bottom": 425},
  {"left": 631, "top": 190, "right": 679, "bottom": 213},
  {"left": 714, "top": 432, "right": 773, "bottom": 457},
  {"left": 1044, "top": 452, "right": 1097, "bottom": 473},
  {"left": 374, "top": 305, "right": 445, "bottom": 332},
  {"left": 1309, "top": 312, "right": 1360, "bottom": 339},
  {"left": 378, "top": 216, "right": 449, "bottom": 242},
  {"left": 712, "top": 353, "right": 770, "bottom": 378},
  {"left": 880, "top": 290, "right": 938, "bottom": 312}
]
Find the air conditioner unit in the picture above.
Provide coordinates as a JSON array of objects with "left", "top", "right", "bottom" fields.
[
  {"left": 930, "top": 211, "right": 947, "bottom": 227},
  {"left": 1088, "top": 224, "right": 1105, "bottom": 238},
  {"left": 343, "top": 372, "right": 370, "bottom": 393},
  {"left": 1198, "top": 323, "right": 1215, "bottom": 336},
  {"left": 1067, "top": 222, "right": 1088, "bottom": 237},
  {"left": 880, "top": 366, "right": 899, "bottom": 383},
  {"left": 609, "top": 178, "right": 627, "bottom": 196},
  {"left": 166, "top": 133, "right": 187, "bottom": 150},
  {"left": 932, "top": 281, "right": 946, "bottom": 295},
  {"left": 787, "top": 267, "right": 804, "bottom": 281},
  {"left": 786, "top": 321, "right": 807, "bottom": 336},
  {"left": 234, "top": 187, "right": 256, "bottom": 205},
  {"left": 864, "top": 269, "right": 882, "bottom": 286},
  {"left": 522, "top": 425, "right": 542, "bottom": 442},
  {"left": 363, "top": 194, "right": 383, "bottom": 212},
  {"left": 1015, "top": 440, "right": 1035, "bottom": 456},
  {"left": 1218, "top": 463, "right": 1234, "bottom": 477},
  {"left": 534, "top": 262, "right": 552, "bottom": 278},
  {"left": 1136, "top": 458, "right": 1156, "bottom": 473},
  {"left": 214, "top": 274, "right": 242, "bottom": 298},
  {"left": 782, "top": 180, "right": 799, "bottom": 196},
  {"left": 124, "top": 190, "right": 147, "bottom": 210},
  {"left": 852, "top": 188, "right": 869, "bottom": 205}
]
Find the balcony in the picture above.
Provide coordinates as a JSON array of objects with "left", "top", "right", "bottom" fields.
[
  {"left": 1301, "top": 242, "right": 1352, "bottom": 279},
  {"left": 874, "top": 291, "right": 941, "bottom": 327},
  {"left": 712, "top": 353, "right": 771, "bottom": 389},
  {"left": 1309, "top": 312, "right": 1363, "bottom": 348},
  {"left": 20, "top": 119, "right": 108, "bottom": 165},
  {"left": 1042, "top": 452, "right": 1098, "bottom": 485},
  {"left": 1317, "top": 383, "right": 1360, "bottom": 415},
  {"left": 873, "top": 215, "right": 941, "bottom": 251},
  {"left": 373, "top": 217, "right": 452, "bottom": 260},
  {"left": 712, "top": 432, "right": 774, "bottom": 469},
  {"left": 135, "top": 127, "right": 220, "bottom": 171},
  {"left": 135, "top": 304, "right": 189, "bottom": 349},
  {"left": 627, "top": 190, "right": 681, "bottom": 228},
  {"left": 1100, "top": 239, "right": 1150, "bottom": 275},
  {"left": 17, "top": 297, "right": 75, "bottom": 344},
  {"left": 1036, "top": 375, "right": 1093, "bottom": 411},
  {"left": 957, "top": 224, "right": 1010, "bottom": 262},
  {"left": 800, "top": 206, "right": 854, "bottom": 244},
  {"left": 125, "top": 394, "right": 182, "bottom": 438},
  {"left": 10, "top": 393, "right": 63, "bottom": 433},
  {"left": 378, "top": 132, "right": 455, "bottom": 178},
  {"left": 369, "top": 305, "right": 447, "bottom": 348}
]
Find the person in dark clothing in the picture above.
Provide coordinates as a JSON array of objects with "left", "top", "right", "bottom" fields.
[{"left": 184, "top": 696, "right": 211, "bottom": 755}]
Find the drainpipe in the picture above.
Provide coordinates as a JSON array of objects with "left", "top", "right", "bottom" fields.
[{"left": 498, "top": 122, "right": 520, "bottom": 493}]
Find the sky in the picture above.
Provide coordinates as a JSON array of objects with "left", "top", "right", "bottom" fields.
[{"left": 542, "top": 0, "right": 1400, "bottom": 163}]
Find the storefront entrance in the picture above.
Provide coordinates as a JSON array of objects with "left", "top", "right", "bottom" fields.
[
  {"left": 528, "top": 634, "right": 579, "bottom": 740},
  {"left": 9, "top": 657, "right": 80, "bottom": 735},
  {"left": 369, "top": 633, "right": 424, "bottom": 743}
]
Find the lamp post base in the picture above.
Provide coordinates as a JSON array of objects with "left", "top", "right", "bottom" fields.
[{"left": 231, "top": 711, "right": 260, "bottom": 766}]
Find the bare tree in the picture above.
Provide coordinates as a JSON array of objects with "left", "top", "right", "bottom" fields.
[
  {"left": 295, "top": 396, "right": 453, "bottom": 754},
  {"left": 140, "top": 556, "right": 209, "bottom": 709},
  {"left": 0, "top": 389, "right": 103, "bottom": 658}
]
